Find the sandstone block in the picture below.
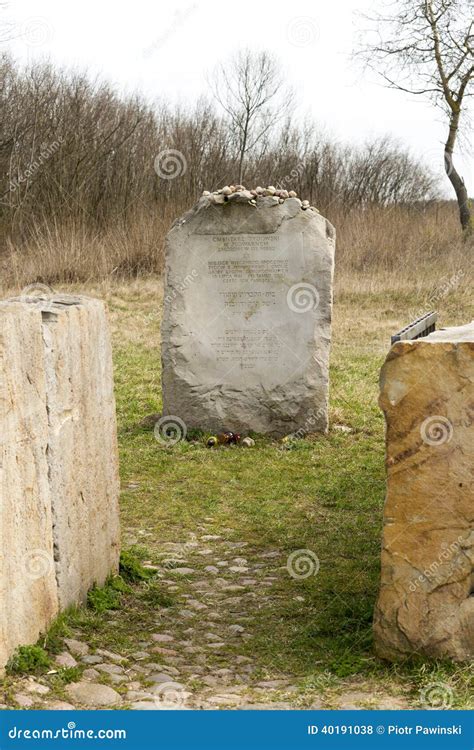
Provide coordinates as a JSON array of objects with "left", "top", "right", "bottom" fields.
[
  {"left": 0, "top": 302, "right": 58, "bottom": 670},
  {"left": 374, "top": 322, "right": 474, "bottom": 662},
  {"left": 41, "top": 296, "right": 120, "bottom": 607},
  {"left": 0, "top": 294, "right": 120, "bottom": 670}
]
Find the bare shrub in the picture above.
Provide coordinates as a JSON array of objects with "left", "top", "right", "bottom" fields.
[{"left": 0, "top": 53, "right": 470, "bottom": 293}]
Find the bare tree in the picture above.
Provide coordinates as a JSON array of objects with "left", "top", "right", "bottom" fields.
[
  {"left": 358, "top": 0, "right": 473, "bottom": 235},
  {"left": 0, "top": 2, "right": 14, "bottom": 43},
  {"left": 0, "top": 54, "right": 446, "bottom": 285},
  {"left": 209, "top": 49, "right": 294, "bottom": 184}
]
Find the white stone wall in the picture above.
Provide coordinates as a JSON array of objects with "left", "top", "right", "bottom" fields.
[{"left": 0, "top": 295, "right": 120, "bottom": 670}]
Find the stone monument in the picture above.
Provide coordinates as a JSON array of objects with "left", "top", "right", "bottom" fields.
[
  {"left": 0, "top": 294, "right": 120, "bottom": 671},
  {"left": 161, "top": 186, "right": 335, "bottom": 437},
  {"left": 374, "top": 321, "right": 474, "bottom": 662}
]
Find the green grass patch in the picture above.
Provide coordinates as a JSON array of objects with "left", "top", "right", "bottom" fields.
[
  {"left": 109, "top": 290, "right": 474, "bottom": 709},
  {"left": 7, "top": 645, "right": 51, "bottom": 676},
  {"left": 139, "top": 582, "right": 174, "bottom": 608},
  {"left": 40, "top": 611, "right": 72, "bottom": 654},
  {"left": 5, "top": 290, "right": 471, "bottom": 707},
  {"left": 87, "top": 576, "right": 129, "bottom": 613},
  {"left": 119, "top": 549, "right": 154, "bottom": 583},
  {"left": 49, "top": 667, "right": 83, "bottom": 686}
]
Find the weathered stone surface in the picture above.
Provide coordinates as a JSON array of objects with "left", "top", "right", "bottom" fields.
[
  {"left": 55, "top": 652, "right": 78, "bottom": 668},
  {"left": 14, "top": 693, "right": 35, "bottom": 707},
  {"left": 64, "top": 638, "right": 89, "bottom": 656},
  {"left": 161, "top": 196, "right": 335, "bottom": 436},
  {"left": 152, "top": 633, "right": 174, "bottom": 643},
  {"left": 81, "top": 654, "right": 103, "bottom": 665},
  {"left": 25, "top": 680, "right": 50, "bottom": 695},
  {"left": 0, "top": 301, "right": 58, "bottom": 671},
  {"left": 0, "top": 294, "right": 120, "bottom": 670},
  {"left": 82, "top": 668, "right": 100, "bottom": 680},
  {"left": 41, "top": 296, "right": 120, "bottom": 607},
  {"left": 374, "top": 322, "right": 474, "bottom": 662},
  {"left": 47, "top": 701, "right": 76, "bottom": 710},
  {"left": 66, "top": 681, "right": 121, "bottom": 706}
]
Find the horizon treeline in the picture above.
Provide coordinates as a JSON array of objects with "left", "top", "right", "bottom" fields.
[{"left": 0, "top": 54, "right": 468, "bottom": 286}]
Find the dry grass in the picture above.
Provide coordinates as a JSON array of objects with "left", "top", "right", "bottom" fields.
[
  {"left": 332, "top": 202, "right": 466, "bottom": 273},
  {"left": 2, "top": 209, "right": 173, "bottom": 289},
  {"left": 1, "top": 201, "right": 471, "bottom": 296},
  {"left": 98, "top": 282, "right": 474, "bottom": 705},
  {"left": 0, "top": 279, "right": 472, "bottom": 708}
]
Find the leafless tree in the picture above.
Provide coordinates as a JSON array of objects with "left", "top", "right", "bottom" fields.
[
  {"left": 0, "top": 3, "right": 20, "bottom": 44},
  {"left": 209, "top": 49, "right": 294, "bottom": 184},
  {"left": 0, "top": 54, "right": 443, "bottom": 284},
  {"left": 358, "top": 0, "right": 473, "bottom": 235}
]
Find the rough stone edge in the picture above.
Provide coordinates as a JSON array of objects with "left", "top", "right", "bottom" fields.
[
  {"left": 162, "top": 199, "right": 335, "bottom": 437},
  {"left": 0, "top": 294, "right": 121, "bottom": 671},
  {"left": 40, "top": 297, "right": 121, "bottom": 609},
  {"left": 374, "top": 336, "right": 474, "bottom": 662},
  {"left": 0, "top": 302, "right": 58, "bottom": 672}
]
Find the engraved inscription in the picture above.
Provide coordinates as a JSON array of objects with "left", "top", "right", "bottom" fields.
[
  {"left": 214, "top": 329, "right": 280, "bottom": 370},
  {"left": 163, "top": 199, "right": 333, "bottom": 435},
  {"left": 208, "top": 259, "right": 289, "bottom": 282},
  {"left": 211, "top": 235, "right": 278, "bottom": 252},
  {"left": 219, "top": 290, "right": 277, "bottom": 309},
  {"left": 201, "top": 234, "right": 301, "bottom": 370}
]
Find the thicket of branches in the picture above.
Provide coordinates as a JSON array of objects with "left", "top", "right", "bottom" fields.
[{"left": 0, "top": 53, "right": 462, "bottom": 286}]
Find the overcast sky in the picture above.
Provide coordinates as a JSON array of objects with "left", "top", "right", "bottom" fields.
[{"left": 4, "top": 0, "right": 473, "bottom": 195}]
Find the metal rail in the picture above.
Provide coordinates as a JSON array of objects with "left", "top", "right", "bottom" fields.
[{"left": 391, "top": 311, "right": 438, "bottom": 345}]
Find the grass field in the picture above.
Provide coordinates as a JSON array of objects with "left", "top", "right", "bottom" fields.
[
  {"left": 1, "top": 274, "right": 473, "bottom": 710},
  {"left": 110, "top": 275, "right": 473, "bottom": 708}
]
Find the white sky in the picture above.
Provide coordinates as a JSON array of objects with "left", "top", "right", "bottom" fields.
[{"left": 3, "top": 0, "right": 473, "bottom": 196}]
